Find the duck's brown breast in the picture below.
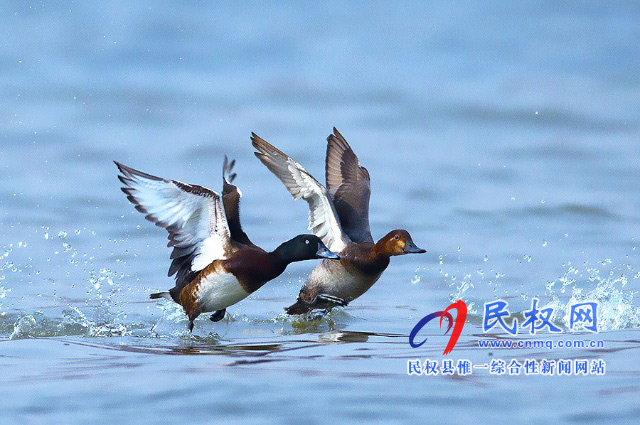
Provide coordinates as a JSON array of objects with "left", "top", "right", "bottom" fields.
[{"left": 221, "top": 247, "right": 286, "bottom": 293}]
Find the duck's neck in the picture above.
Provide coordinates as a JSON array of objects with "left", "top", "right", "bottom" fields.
[
  {"left": 353, "top": 240, "right": 390, "bottom": 275},
  {"left": 269, "top": 242, "right": 302, "bottom": 269},
  {"left": 372, "top": 239, "right": 393, "bottom": 260}
]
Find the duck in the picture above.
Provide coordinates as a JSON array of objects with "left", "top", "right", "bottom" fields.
[
  {"left": 114, "top": 157, "right": 339, "bottom": 331},
  {"left": 252, "top": 128, "right": 426, "bottom": 315}
]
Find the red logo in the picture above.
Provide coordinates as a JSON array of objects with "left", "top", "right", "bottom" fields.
[{"left": 409, "top": 300, "right": 467, "bottom": 355}]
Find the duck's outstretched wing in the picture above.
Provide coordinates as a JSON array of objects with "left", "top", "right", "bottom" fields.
[
  {"left": 251, "top": 133, "right": 349, "bottom": 253},
  {"left": 222, "top": 156, "right": 253, "bottom": 246},
  {"left": 115, "top": 161, "right": 233, "bottom": 288},
  {"left": 325, "top": 128, "right": 373, "bottom": 244}
]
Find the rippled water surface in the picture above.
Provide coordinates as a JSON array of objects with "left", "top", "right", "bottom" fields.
[{"left": 2, "top": 2, "right": 640, "bottom": 424}]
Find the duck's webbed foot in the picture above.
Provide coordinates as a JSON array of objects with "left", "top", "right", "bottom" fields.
[
  {"left": 302, "top": 294, "right": 348, "bottom": 321},
  {"left": 285, "top": 294, "right": 348, "bottom": 315},
  {"left": 209, "top": 309, "right": 226, "bottom": 322},
  {"left": 311, "top": 294, "right": 348, "bottom": 309}
]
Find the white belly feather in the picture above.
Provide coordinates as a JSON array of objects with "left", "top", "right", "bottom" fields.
[{"left": 196, "top": 272, "right": 249, "bottom": 313}]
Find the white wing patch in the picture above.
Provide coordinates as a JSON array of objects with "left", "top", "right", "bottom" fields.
[
  {"left": 191, "top": 231, "right": 227, "bottom": 270},
  {"left": 116, "top": 162, "right": 233, "bottom": 282},
  {"left": 285, "top": 163, "right": 348, "bottom": 253},
  {"left": 252, "top": 134, "right": 349, "bottom": 253}
]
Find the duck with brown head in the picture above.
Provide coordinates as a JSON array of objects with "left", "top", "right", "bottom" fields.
[
  {"left": 252, "top": 128, "right": 426, "bottom": 315},
  {"left": 376, "top": 229, "right": 427, "bottom": 256}
]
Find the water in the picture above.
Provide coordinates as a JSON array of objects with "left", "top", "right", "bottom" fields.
[{"left": 2, "top": 1, "right": 640, "bottom": 423}]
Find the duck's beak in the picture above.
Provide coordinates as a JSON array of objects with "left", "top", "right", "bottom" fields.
[
  {"left": 404, "top": 241, "right": 426, "bottom": 254},
  {"left": 316, "top": 244, "right": 340, "bottom": 260}
]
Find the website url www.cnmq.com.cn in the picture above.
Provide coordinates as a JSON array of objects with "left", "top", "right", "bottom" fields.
[{"left": 478, "top": 339, "right": 605, "bottom": 350}]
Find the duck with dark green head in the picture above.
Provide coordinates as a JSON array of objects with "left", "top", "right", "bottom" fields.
[{"left": 115, "top": 157, "right": 339, "bottom": 331}]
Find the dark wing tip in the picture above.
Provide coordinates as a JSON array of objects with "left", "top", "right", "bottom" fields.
[
  {"left": 115, "top": 162, "right": 137, "bottom": 186},
  {"left": 114, "top": 161, "right": 134, "bottom": 174},
  {"left": 223, "top": 155, "right": 237, "bottom": 183},
  {"left": 250, "top": 131, "right": 269, "bottom": 147},
  {"left": 114, "top": 160, "right": 130, "bottom": 175},
  {"left": 327, "top": 127, "right": 350, "bottom": 150},
  {"left": 251, "top": 132, "right": 286, "bottom": 158},
  {"left": 114, "top": 161, "right": 164, "bottom": 182},
  {"left": 250, "top": 132, "right": 266, "bottom": 148}
]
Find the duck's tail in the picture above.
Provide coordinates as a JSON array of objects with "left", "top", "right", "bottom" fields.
[
  {"left": 285, "top": 298, "right": 312, "bottom": 315},
  {"left": 150, "top": 291, "right": 172, "bottom": 300}
]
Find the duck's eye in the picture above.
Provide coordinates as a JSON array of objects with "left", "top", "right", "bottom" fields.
[
  {"left": 394, "top": 235, "right": 400, "bottom": 240},
  {"left": 305, "top": 239, "right": 310, "bottom": 245}
]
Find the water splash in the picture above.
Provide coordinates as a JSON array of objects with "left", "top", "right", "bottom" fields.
[
  {"left": 0, "top": 286, "right": 9, "bottom": 317},
  {"left": 9, "top": 315, "right": 37, "bottom": 339},
  {"left": 547, "top": 261, "right": 640, "bottom": 331},
  {"left": 0, "top": 226, "right": 141, "bottom": 338},
  {"left": 419, "top": 249, "right": 639, "bottom": 330},
  {"left": 5, "top": 305, "right": 144, "bottom": 339}
]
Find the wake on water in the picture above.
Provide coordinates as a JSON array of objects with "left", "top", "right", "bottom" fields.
[{"left": 1, "top": 226, "right": 639, "bottom": 340}]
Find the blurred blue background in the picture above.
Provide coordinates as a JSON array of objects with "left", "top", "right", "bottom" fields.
[{"left": 1, "top": 2, "right": 640, "bottom": 424}]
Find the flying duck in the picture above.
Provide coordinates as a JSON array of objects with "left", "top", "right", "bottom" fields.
[
  {"left": 115, "top": 157, "right": 339, "bottom": 331},
  {"left": 252, "top": 128, "right": 426, "bottom": 315}
]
